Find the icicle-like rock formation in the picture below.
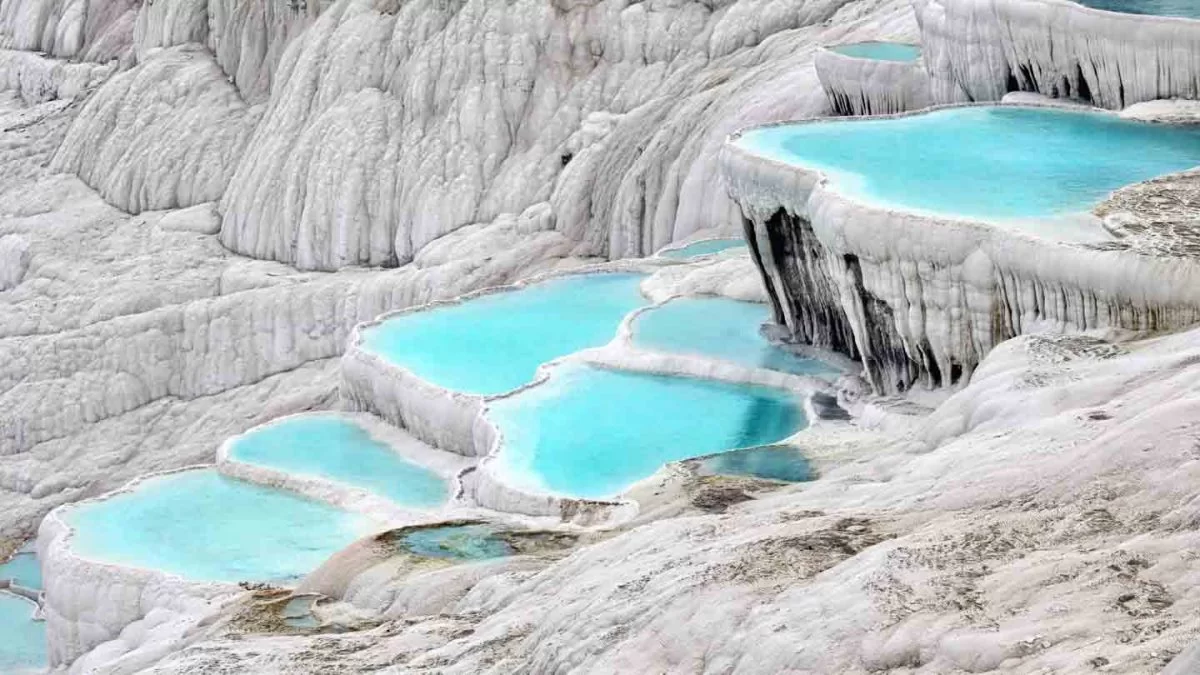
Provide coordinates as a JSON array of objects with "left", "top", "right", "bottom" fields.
[
  {"left": 721, "top": 113, "right": 1200, "bottom": 393},
  {"left": 912, "top": 0, "right": 1200, "bottom": 109},
  {"left": 814, "top": 45, "right": 931, "bottom": 115}
]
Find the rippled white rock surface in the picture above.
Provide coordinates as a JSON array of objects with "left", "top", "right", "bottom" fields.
[{"left": 4, "top": 0, "right": 1200, "bottom": 671}]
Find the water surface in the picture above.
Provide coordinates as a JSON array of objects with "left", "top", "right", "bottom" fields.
[
  {"left": 633, "top": 297, "right": 837, "bottom": 378},
  {"left": 362, "top": 274, "right": 646, "bottom": 396},
  {"left": 1074, "top": 0, "right": 1200, "bottom": 18},
  {"left": 659, "top": 239, "right": 747, "bottom": 259},
  {"left": 67, "top": 470, "right": 373, "bottom": 583},
  {"left": 402, "top": 525, "right": 513, "bottom": 560},
  {"left": 694, "top": 445, "right": 812, "bottom": 482},
  {"left": 829, "top": 41, "right": 921, "bottom": 62},
  {"left": 0, "top": 592, "right": 45, "bottom": 673},
  {"left": 229, "top": 416, "right": 447, "bottom": 507},
  {"left": 735, "top": 107, "right": 1200, "bottom": 233},
  {"left": 490, "top": 364, "right": 806, "bottom": 498},
  {"left": 0, "top": 550, "right": 41, "bottom": 590}
]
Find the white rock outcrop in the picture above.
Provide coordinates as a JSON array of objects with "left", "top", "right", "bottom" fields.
[
  {"left": 912, "top": 0, "right": 1200, "bottom": 109},
  {"left": 720, "top": 107, "right": 1200, "bottom": 393},
  {"left": 814, "top": 44, "right": 932, "bottom": 115}
]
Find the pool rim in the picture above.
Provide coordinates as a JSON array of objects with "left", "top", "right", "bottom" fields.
[{"left": 725, "top": 100, "right": 1200, "bottom": 238}]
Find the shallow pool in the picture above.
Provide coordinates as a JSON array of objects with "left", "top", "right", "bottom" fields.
[
  {"left": 693, "top": 445, "right": 812, "bottom": 482},
  {"left": 361, "top": 273, "right": 647, "bottom": 396},
  {"left": 735, "top": 106, "right": 1200, "bottom": 229},
  {"left": 0, "top": 549, "right": 41, "bottom": 590},
  {"left": 490, "top": 364, "right": 806, "bottom": 499},
  {"left": 401, "top": 525, "right": 513, "bottom": 560},
  {"left": 66, "top": 470, "right": 374, "bottom": 584},
  {"left": 228, "top": 416, "right": 447, "bottom": 507},
  {"left": 0, "top": 592, "right": 45, "bottom": 673},
  {"left": 829, "top": 41, "right": 921, "bottom": 62},
  {"left": 659, "top": 239, "right": 747, "bottom": 259},
  {"left": 1074, "top": 0, "right": 1200, "bottom": 19},
  {"left": 632, "top": 297, "right": 837, "bottom": 378}
]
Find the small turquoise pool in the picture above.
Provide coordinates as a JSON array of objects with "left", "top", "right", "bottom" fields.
[
  {"left": 0, "top": 549, "right": 41, "bottom": 590},
  {"left": 361, "top": 273, "right": 647, "bottom": 396},
  {"left": 829, "top": 41, "right": 921, "bottom": 62},
  {"left": 659, "top": 239, "right": 747, "bottom": 259},
  {"left": 632, "top": 297, "right": 838, "bottom": 378},
  {"left": 489, "top": 363, "right": 806, "bottom": 499},
  {"left": 1074, "top": 0, "right": 1200, "bottom": 19},
  {"left": 0, "top": 592, "right": 45, "bottom": 673},
  {"left": 228, "top": 416, "right": 447, "bottom": 507},
  {"left": 693, "top": 445, "right": 812, "bottom": 483},
  {"left": 402, "top": 525, "right": 513, "bottom": 560},
  {"left": 735, "top": 107, "right": 1200, "bottom": 228},
  {"left": 66, "top": 470, "right": 374, "bottom": 584}
]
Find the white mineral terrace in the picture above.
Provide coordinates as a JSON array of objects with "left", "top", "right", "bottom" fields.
[{"left": 721, "top": 103, "right": 1200, "bottom": 392}]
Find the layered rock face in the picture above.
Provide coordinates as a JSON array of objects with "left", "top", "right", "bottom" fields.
[
  {"left": 721, "top": 133, "right": 1200, "bottom": 394},
  {"left": 814, "top": 45, "right": 932, "bottom": 115},
  {"left": 912, "top": 0, "right": 1200, "bottom": 108}
]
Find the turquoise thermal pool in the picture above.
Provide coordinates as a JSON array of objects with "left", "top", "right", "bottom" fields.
[
  {"left": 0, "top": 547, "right": 41, "bottom": 590},
  {"left": 633, "top": 297, "right": 838, "bottom": 378},
  {"left": 0, "top": 592, "right": 44, "bottom": 673},
  {"left": 693, "top": 445, "right": 812, "bottom": 483},
  {"left": 828, "top": 41, "right": 921, "bottom": 62},
  {"left": 735, "top": 106, "right": 1200, "bottom": 228},
  {"left": 228, "top": 416, "right": 447, "bottom": 507},
  {"left": 361, "top": 273, "right": 647, "bottom": 396},
  {"left": 402, "top": 525, "right": 514, "bottom": 560},
  {"left": 489, "top": 363, "right": 806, "bottom": 499},
  {"left": 66, "top": 470, "right": 374, "bottom": 583},
  {"left": 659, "top": 238, "right": 747, "bottom": 259},
  {"left": 1074, "top": 0, "right": 1200, "bottom": 19}
]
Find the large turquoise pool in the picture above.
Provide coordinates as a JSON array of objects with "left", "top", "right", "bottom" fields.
[
  {"left": 228, "top": 416, "right": 447, "bottom": 507},
  {"left": 1074, "top": 0, "right": 1200, "bottom": 19},
  {"left": 489, "top": 364, "right": 806, "bottom": 499},
  {"left": 659, "top": 239, "right": 747, "bottom": 259},
  {"left": 361, "top": 273, "right": 647, "bottom": 396},
  {"left": 735, "top": 107, "right": 1200, "bottom": 228},
  {"left": 0, "top": 592, "right": 44, "bottom": 674},
  {"left": 829, "top": 42, "right": 921, "bottom": 62},
  {"left": 632, "top": 297, "right": 838, "bottom": 378},
  {"left": 66, "top": 470, "right": 374, "bottom": 583}
]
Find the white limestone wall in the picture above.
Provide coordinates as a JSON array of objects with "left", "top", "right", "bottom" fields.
[
  {"left": 720, "top": 107, "right": 1200, "bottom": 392},
  {"left": 37, "top": 468, "right": 239, "bottom": 667},
  {"left": 0, "top": 0, "right": 136, "bottom": 62},
  {"left": 912, "top": 0, "right": 1200, "bottom": 108},
  {"left": 814, "top": 46, "right": 932, "bottom": 115},
  {"left": 50, "top": 45, "right": 263, "bottom": 214},
  {"left": 0, "top": 49, "right": 112, "bottom": 104}
]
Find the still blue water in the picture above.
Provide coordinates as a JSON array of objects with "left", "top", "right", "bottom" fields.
[
  {"left": 659, "top": 239, "right": 747, "bottom": 258},
  {"left": 0, "top": 551, "right": 41, "bottom": 590},
  {"left": 361, "top": 273, "right": 647, "bottom": 396},
  {"left": 66, "top": 470, "right": 373, "bottom": 583},
  {"left": 402, "top": 525, "right": 513, "bottom": 560},
  {"left": 736, "top": 107, "right": 1200, "bottom": 226},
  {"left": 694, "top": 445, "right": 812, "bottom": 482},
  {"left": 829, "top": 41, "right": 922, "bottom": 62},
  {"left": 489, "top": 364, "right": 806, "bottom": 499},
  {"left": 228, "top": 416, "right": 447, "bottom": 507},
  {"left": 0, "top": 592, "right": 44, "bottom": 673},
  {"left": 1075, "top": 0, "right": 1200, "bottom": 18},
  {"left": 633, "top": 297, "right": 837, "bottom": 377}
]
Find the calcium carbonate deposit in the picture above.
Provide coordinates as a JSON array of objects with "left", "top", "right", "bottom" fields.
[{"left": 4, "top": 0, "right": 1200, "bottom": 672}]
